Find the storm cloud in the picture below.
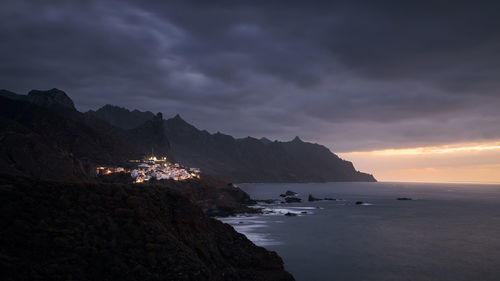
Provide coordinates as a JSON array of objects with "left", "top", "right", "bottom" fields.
[{"left": 1, "top": 0, "right": 499, "bottom": 152}]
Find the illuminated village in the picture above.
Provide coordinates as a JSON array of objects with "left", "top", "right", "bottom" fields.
[{"left": 96, "top": 156, "right": 200, "bottom": 183}]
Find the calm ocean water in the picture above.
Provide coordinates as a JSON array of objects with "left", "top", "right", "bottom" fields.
[{"left": 220, "top": 182, "right": 500, "bottom": 281}]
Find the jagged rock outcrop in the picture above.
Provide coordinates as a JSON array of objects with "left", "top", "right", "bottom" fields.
[
  {"left": 162, "top": 115, "right": 375, "bottom": 183},
  {"left": 0, "top": 88, "right": 375, "bottom": 183},
  {"left": 85, "top": 100, "right": 376, "bottom": 183},
  {"left": 308, "top": 194, "right": 322, "bottom": 202},
  {"left": 308, "top": 194, "right": 336, "bottom": 202},
  {"left": 0, "top": 92, "right": 172, "bottom": 180},
  {"left": 284, "top": 197, "right": 302, "bottom": 203},
  {"left": 0, "top": 96, "right": 142, "bottom": 179},
  {"left": 0, "top": 174, "right": 295, "bottom": 281},
  {"left": 0, "top": 89, "right": 296, "bottom": 281},
  {"left": 126, "top": 112, "right": 170, "bottom": 156},
  {"left": 0, "top": 88, "right": 76, "bottom": 111},
  {"left": 86, "top": 104, "right": 156, "bottom": 129},
  {"left": 27, "top": 88, "right": 76, "bottom": 111},
  {"left": 260, "top": 137, "right": 272, "bottom": 144},
  {"left": 139, "top": 175, "right": 257, "bottom": 217}
]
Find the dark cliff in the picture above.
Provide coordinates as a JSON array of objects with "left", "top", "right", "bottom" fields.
[
  {"left": 0, "top": 94, "right": 251, "bottom": 216},
  {"left": 0, "top": 89, "right": 295, "bottom": 281},
  {"left": 0, "top": 96, "right": 138, "bottom": 179},
  {"left": 0, "top": 92, "right": 170, "bottom": 179},
  {"left": 90, "top": 108, "right": 376, "bottom": 183},
  {"left": 87, "top": 104, "right": 156, "bottom": 129},
  {"left": 0, "top": 88, "right": 76, "bottom": 111},
  {"left": 0, "top": 88, "right": 375, "bottom": 183},
  {"left": 0, "top": 174, "right": 294, "bottom": 281},
  {"left": 163, "top": 115, "right": 376, "bottom": 183}
]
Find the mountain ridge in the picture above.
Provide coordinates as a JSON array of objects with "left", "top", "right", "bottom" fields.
[
  {"left": 0, "top": 88, "right": 297, "bottom": 281},
  {"left": 87, "top": 104, "right": 156, "bottom": 129},
  {"left": 1, "top": 88, "right": 76, "bottom": 111},
  {"left": 0, "top": 88, "right": 376, "bottom": 183},
  {"left": 89, "top": 101, "right": 375, "bottom": 182}
]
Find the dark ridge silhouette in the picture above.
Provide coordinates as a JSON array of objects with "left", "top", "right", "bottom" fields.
[
  {"left": 0, "top": 91, "right": 251, "bottom": 215},
  {"left": 162, "top": 115, "right": 376, "bottom": 183},
  {"left": 0, "top": 88, "right": 375, "bottom": 183},
  {"left": 1, "top": 88, "right": 75, "bottom": 111},
  {"left": 260, "top": 137, "right": 273, "bottom": 144},
  {"left": 88, "top": 103, "right": 376, "bottom": 182},
  {"left": 0, "top": 96, "right": 132, "bottom": 180},
  {"left": 0, "top": 89, "right": 296, "bottom": 281},
  {"left": 87, "top": 104, "right": 156, "bottom": 129},
  {"left": 0, "top": 94, "right": 169, "bottom": 180}
]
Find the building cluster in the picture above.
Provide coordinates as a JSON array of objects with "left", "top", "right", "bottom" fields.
[
  {"left": 96, "top": 166, "right": 129, "bottom": 175},
  {"left": 130, "top": 156, "right": 200, "bottom": 183},
  {"left": 96, "top": 156, "right": 200, "bottom": 183}
]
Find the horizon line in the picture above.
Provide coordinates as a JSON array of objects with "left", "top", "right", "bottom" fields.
[{"left": 377, "top": 180, "right": 500, "bottom": 186}]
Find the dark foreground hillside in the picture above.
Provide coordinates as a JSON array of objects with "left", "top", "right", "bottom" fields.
[
  {"left": 0, "top": 175, "right": 294, "bottom": 281},
  {"left": 98, "top": 172, "right": 258, "bottom": 217}
]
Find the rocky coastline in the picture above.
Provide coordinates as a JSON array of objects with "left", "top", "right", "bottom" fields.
[{"left": 0, "top": 174, "right": 294, "bottom": 281}]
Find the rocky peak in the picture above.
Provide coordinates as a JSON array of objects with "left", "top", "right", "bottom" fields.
[
  {"left": 0, "top": 89, "right": 23, "bottom": 100},
  {"left": 27, "top": 88, "right": 76, "bottom": 110},
  {"left": 168, "top": 114, "right": 192, "bottom": 128},
  {"left": 99, "top": 104, "right": 122, "bottom": 111},
  {"left": 260, "top": 137, "right": 272, "bottom": 144},
  {"left": 86, "top": 104, "right": 156, "bottom": 129}
]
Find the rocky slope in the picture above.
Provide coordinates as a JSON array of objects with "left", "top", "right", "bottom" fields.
[
  {"left": 0, "top": 96, "right": 138, "bottom": 179},
  {"left": 98, "top": 172, "right": 257, "bottom": 217},
  {"left": 89, "top": 106, "right": 376, "bottom": 183},
  {"left": 0, "top": 91, "right": 259, "bottom": 217},
  {"left": 0, "top": 88, "right": 375, "bottom": 183},
  {"left": 0, "top": 89, "right": 295, "bottom": 281},
  {"left": 162, "top": 115, "right": 375, "bottom": 182},
  {"left": 86, "top": 104, "right": 156, "bottom": 129},
  {"left": 0, "top": 92, "right": 170, "bottom": 180},
  {"left": 0, "top": 88, "right": 76, "bottom": 111},
  {"left": 0, "top": 174, "right": 294, "bottom": 281}
]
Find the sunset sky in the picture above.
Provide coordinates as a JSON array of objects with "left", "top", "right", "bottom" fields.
[
  {"left": 339, "top": 141, "right": 500, "bottom": 183},
  {"left": 1, "top": 1, "right": 499, "bottom": 183}
]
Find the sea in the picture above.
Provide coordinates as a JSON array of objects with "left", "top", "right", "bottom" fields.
[{"left": 219, "top": 182, "right": 500, "bottom": 281}]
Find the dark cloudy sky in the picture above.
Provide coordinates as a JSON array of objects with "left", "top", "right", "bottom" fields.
[{"left": 2, "top": 0, "right": 500, "bottom": 153}]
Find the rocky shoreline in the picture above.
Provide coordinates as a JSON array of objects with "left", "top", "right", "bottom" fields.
[{"left": 0, "top": 174, "right": 294, "bottom": 281}]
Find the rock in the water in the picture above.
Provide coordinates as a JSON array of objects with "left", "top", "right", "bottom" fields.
[
  {"left": 285, "top": 197, "right": 302, "bottom": 203},
  {"left": 256, "top": 199, "right": 280, "bottom": 204},
  {"left": 355, "top": 201, "right": 364, "bottom": 205},
  {"left": 397, "top": 197, "right": 413, "bottom": 200},
  {"left": 308, "top": 194, "right": 336, "bottom": 202},
  {"left": 284, "top": 212, "right": 297, "bottom": 217},
  {"left": 281, "top": 190, "right": 299, "bottom": 198},
  {"left": 308, "top": 194, "right": 321, "bottom": 202}
]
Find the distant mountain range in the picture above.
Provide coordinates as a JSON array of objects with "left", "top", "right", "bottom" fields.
[{"left": 0, "top": 88, "right": 375, "bottom": 182}]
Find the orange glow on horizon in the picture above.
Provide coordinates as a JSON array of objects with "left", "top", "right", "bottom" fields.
[
  {"left": 339, "top": 141, "right": 500, "bottom": 184},
  {"left": 371, "top": 164, "right": 500, "bottom": 185},
  {"left": 347, "top": 141, "right": 500, "bottom": 156}
]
